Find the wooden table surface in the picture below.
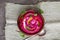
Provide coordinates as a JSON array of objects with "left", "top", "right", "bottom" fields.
[
  {"left": 5, "top": 2, "right": 60, "bottom": 40},
  {"left": 0, "top": 0, "right": 60, "bottom": 40}
]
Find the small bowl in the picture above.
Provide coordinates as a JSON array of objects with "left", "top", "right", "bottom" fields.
[{"left": 17, "top": 7, "right": 44, "bottom": 35}]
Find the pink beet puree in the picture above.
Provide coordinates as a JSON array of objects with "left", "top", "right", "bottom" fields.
[{"left": 17, "top": 10, "right": 44, "bottom": 35}]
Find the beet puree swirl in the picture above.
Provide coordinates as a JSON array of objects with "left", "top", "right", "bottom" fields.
[{"left": 17, "top": 10, "right": 44, "bottom": 35}]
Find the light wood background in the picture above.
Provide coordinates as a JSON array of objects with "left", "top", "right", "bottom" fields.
[{"left": 5, "top": 2, "right": 60, "bottom": 40}]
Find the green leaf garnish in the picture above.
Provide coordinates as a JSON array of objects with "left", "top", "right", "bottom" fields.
[
  {"left": 39, "top": 8, "right": 44, "bottom": 14},
  {"left": 36, "top": 6, "right": 44, "bottom": 14},
  {"left": 19, "top": 32, "right": 25, "bottom": 38},
  {"left": 20, "top": 10, "right": 26, "bottom": 16},
  {"left": 21, "top": 10, "right": 25, "bottom": 14}
]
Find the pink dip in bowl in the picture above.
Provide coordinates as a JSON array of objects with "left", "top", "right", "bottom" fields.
[{"left": 17, "top": 10, "right": 44, "bottom": 35}]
